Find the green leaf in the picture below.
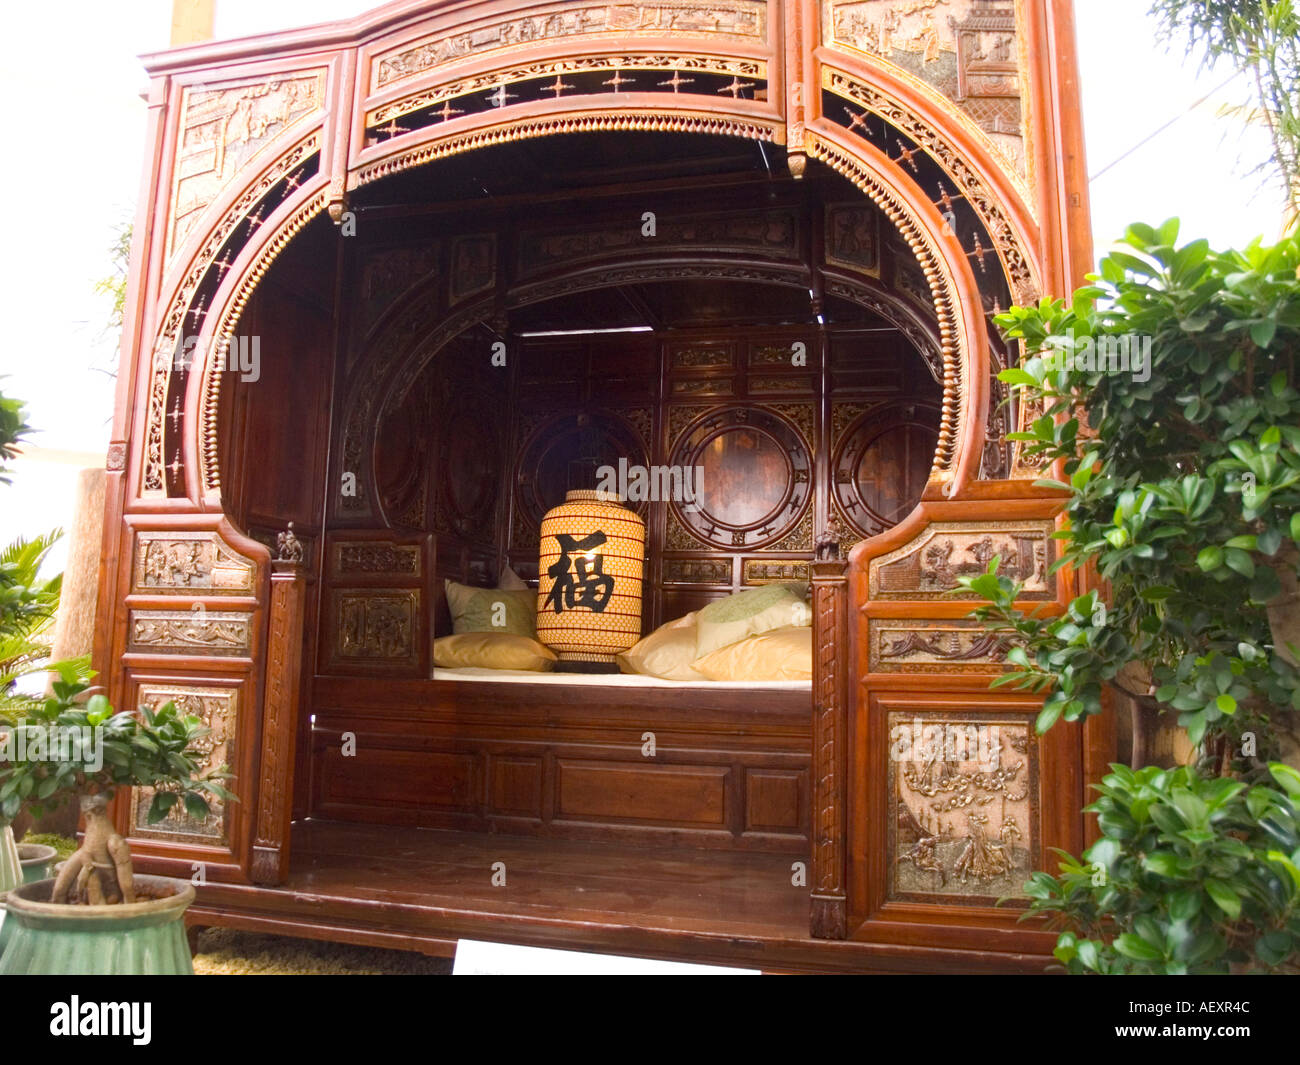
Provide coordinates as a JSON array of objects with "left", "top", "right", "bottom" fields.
[
  {"left": 1270, "top": 763, "right": 1300, "bottom": 799},
  {"left": 1196, "top": 546, "right": 1224, "bottom": 571},
  {"left": 1204, "top": 879, "right": 1241, "bottom": 920},
  {"left": 1114, "top": 933, "right": 1163, "bottom": 961}
]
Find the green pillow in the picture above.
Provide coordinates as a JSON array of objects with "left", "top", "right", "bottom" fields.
[
  {"left": 694, "top": 583, "right": 810, "bottom": 659},
  {"left": 444, "top": 579, "right": 536, "bottom": 637}
]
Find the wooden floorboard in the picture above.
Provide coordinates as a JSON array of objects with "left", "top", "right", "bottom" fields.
[{"left": 181, "top": 820, "right": 1053, "bottom": 973}]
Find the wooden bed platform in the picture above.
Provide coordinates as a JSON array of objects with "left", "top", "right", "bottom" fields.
[{"left": 183, "top": 820, "right": 1050, "bottom": 974}]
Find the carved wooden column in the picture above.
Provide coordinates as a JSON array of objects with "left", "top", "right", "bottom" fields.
[
  {"left": 251, "top": 528, "right": 307, "bottom": 885},
  {"left": 810, "top": 544, "right": 850, "bottom": 939}
]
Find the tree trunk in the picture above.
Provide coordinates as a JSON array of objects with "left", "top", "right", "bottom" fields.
[{"left": 1267, "top": 547, "right": 1300, "bottom": 769}]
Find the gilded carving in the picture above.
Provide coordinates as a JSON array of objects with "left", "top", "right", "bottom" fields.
[
  {"left": 671, "top": 344, "right": 732, "bottom": 369},
  {"left": 334, "top": 591, "right": 416, "bottom": 660},
  {"left": 370, "top": 53, "right": 766, "bottom": 125},
  {"left": 449, "top": 234, "right": 496, "bottom": 303},
  {"left": 132, "top": 531, "right": 255, "bottom": 594},
  {"left": 333, "top": 542, "right": 421, "bottom": 577},
  {"left": 373, "top": 2, "right": 768, "bottom": 89},
  {"left": 869, "top": 619, "right": 1008, "bottom": 672},
  {"left": 663, "top": 558, "right": 732, "bottom": 584},
  {"left": 129, "top": 685, "right": 235, "bottom": 844},
  {"left": 888, "top": 711, "right": 1036, "bottom": 903},
  {"left": 825, "top": 1, "right": 1027, "bottom": 179},
  {"left": 869, "top": 520, "right": 1053, "bottom": 599},
  {"left": 169, "top": 72, "right": 325, "bottom": 259},
  {"left": 129, "top": 610, "right": 253, "bottom": 655},
  {"left": 744, "top": 559, "right": 810, "bottom": 584}
]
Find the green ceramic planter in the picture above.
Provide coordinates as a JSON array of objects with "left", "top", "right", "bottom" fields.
[
  {"left": 0, "top": 826, "right": 20, "bottom": 960},
  {"left": 18, "top": 844, "right": 57, "bottom": 885},
  {"left": 0, "top": 876, "right": 195, "bottom": 975}
]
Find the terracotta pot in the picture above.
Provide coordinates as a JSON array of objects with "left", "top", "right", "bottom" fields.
[{"left": 0, "top": 875, "right": 195, "bottom": 975}]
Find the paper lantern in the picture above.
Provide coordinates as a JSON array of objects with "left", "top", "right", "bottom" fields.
[{"left": 537, "top": 490, "right": 645, "bottom": 667}]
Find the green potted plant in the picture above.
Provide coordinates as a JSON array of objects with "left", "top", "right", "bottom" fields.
[
  {"left": 0, "top": 666, "right": 233, "bottom": 974},
  {"left": 957, "top": 222, "right": 1300, "bottom": 971}
]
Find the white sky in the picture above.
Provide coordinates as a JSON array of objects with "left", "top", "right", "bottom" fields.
[{"left": 0, "top": 0, "right": 1288, "bottom": 573}]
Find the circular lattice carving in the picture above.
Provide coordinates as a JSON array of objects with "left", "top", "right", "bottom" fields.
[
  {"left": 515, "top": 411, "right": 648, "bottom": 530},
  {"left": 833, "top": 405, "right": 939, "bottom": 538},
  {"left": 668, "top": 406, "right": 811, "bottom": 550}
]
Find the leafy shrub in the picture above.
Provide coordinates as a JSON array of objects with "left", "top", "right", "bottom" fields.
[{"left": 1024, "top": 762, "right": 1300, "bottom": 974}]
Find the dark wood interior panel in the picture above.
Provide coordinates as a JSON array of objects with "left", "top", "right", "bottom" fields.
[
  {"left": 316, "top": 748, "right": 480, "bottom": 814},
  {"left": 555, "top": 760, "right": 729, "bottom": 828},
  {"left": 745, "top": 768, "right": 807, "bottom": 835}
]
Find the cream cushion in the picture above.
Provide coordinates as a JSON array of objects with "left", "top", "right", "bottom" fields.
[
  {"left": 444, "top": 579, "right": 536, "bottom": 637},
  {"left": 694, "top": 583, "right": 810, "bottom": 658},
  {"left": 496, "top": 565, "right": 529, "bottom": 590},
  {"left": 692, "top": 626, "right": 813, "bottom": 682},
  {"left": 433, "top": 633, "right": 556, "bottom": 671},
  {"left": 617, "top": 611, "right": 709, "bottom": 682}
]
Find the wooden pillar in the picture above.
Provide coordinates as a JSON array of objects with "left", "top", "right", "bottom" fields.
[
  {"left": 810, "top": 553, "right": 850, "bottom": 939},
  {"left": 250, "top": 552, "right": 306, "bottom": 885}
]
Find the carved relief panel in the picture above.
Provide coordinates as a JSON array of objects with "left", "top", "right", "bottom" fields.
[
  {"left": 869, "top": 519, "right": 1054, "bottom": 600},
  {"left": 129, "top": 684, "right": 237, "bottom": 845},
  {"left": 128, "top": 610, "right": 254, "bottom": 656},
  {"left": 887, "top": 709, "right": 1037, "bottom": 905},
  {"left": 132, "top": 531, "right": 256, "bottom": 595},
  {"left": 825, "top": 1, "right": 1028, "bottom": 179}
]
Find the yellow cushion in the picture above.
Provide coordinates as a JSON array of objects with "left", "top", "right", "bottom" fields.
[
  {"left": 617, "top": 612, "right": 708, "bottom": 681},
  {"left": 694, "top": 583, "right": 810, "bottom": 658},
  {"left": 433, "top": 633, "right": 556, "bottom": 671},
  {"left": 692, "top": 627, "right": 813, "bottom": 682}
]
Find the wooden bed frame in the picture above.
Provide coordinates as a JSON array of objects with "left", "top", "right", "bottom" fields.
[{"left": 92, "top": 0, "right": 1111, "bottom": 972}]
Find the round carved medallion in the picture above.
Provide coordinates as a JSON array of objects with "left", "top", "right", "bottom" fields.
[
  {"left": 832, "top": 406, "right": 938, "bottom": 538},
  {"left": 668, "top": 406, "right": 811, "bottom": 549},
  {"left": 515, "top": 411, "right": 648, "bottom": 529}
]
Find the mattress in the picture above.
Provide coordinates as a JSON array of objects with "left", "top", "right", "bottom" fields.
[{"left": 433, "top": 667, "right": 810, "bottom": 690}]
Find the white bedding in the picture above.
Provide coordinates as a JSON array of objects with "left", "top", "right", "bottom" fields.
[{"left": 433, "top": 667, "right": 810, "bottom": 690}]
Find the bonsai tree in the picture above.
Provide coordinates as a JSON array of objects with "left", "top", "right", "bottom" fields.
[{"left": 0, "top": 664, "right": 233, "bottom": 904}]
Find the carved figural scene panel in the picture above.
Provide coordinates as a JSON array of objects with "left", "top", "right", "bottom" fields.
[
  {"left": 371, "top": 1, "right": 770, "bottom": 90},
  {"left": 168, "top": 71, "right": 326, "bottom": 259},
  {"left": 887, "top": 710, "right": 1037, "bottom": 905},
  {"left": 868, "top": 519, "right": 1054, "bottom": 600},
  {"left": 825, "top": 0, "right": 1028, "bottom": 179},
  {"left": 129, "top": 685, "right": 236, "bottom": 845},
  {"left": 131, "top": 531, "right": 256, "bottom": 595}
]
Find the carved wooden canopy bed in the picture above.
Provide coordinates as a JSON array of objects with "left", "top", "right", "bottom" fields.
[{"left": 95, "top": 0, "right": 1108, "bottom": 972}]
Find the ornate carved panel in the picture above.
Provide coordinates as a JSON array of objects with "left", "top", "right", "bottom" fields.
[
  {"left": 744, "top": 559, "right": 810, "bottom": 585},
  {"left": 518, "top": 208, "right": 798, "bottom": 275},
  {"left": 887, "top": 710, "right": 1037, "bottom": 905},
  {"left": 358, "top": 244, "right": 440, "bottom": 334},
  {"left": 129, "top": 685, "right": 236, "bottom": 844},
  {"left": 371, "top": 2, "right": 769, "bottom": 90},
  {"left": 128, "top": 610, "right": 253, "bottom": 655},
  {"left": 868, "top": 619, "right": 1008, "bottom": 673},
  {"left": 333, "top": 541, "right": 422, "bottom": 578},
  {"left": 869, "top": 519, "right": 1053, "bottom": 600},
  {"left": 663, "top": 558, "right": 733, "bottom": 585},
  {"left": 168, "top": 71, "right": 326, "bottom": 260},
  {"left": 825, "top": 202, "right": 882, "bottom": 275},
  {"left": 668, "top": 406, "right": 812, "bottom": 551},
  {"left": 131, "top": 531, "right": 256, "bottom": 595},
  {"left": 825, "top": 1, "right": 1027, "bottom": 179},
  {"left": 331, "top": 591, "right": 418, "bottom": 664},
  {"left": 449, "top": 234, "right": 496, "bottom": 303}
]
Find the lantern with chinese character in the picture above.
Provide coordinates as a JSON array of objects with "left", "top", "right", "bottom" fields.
[{"left": 536, "top": 490, "right": 645, "bottom": 670}]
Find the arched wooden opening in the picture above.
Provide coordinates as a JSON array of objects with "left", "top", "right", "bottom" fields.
[{"left": 97, "top": 0, "right": 1100, "bottom": 971}]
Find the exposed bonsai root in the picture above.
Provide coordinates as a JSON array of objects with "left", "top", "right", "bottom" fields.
[{"left": 51, "top": 794, "right": 134, "bottom": 905}]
